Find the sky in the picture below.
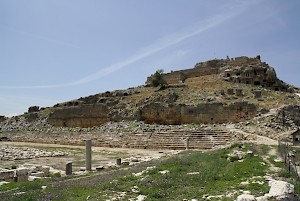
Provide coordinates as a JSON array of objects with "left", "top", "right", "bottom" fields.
[{"left": 1, "top": 0, "right": 300, "bottom": 117}]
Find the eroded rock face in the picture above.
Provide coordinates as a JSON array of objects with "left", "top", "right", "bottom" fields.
[
  {"left": 279, "top": 105, "right": 300, "bottom": 126},
  {"left": 48, "top": 104, "right": 110, "bottom": 128},
  {"left": 139, "top": 101, "right": 257, "bottom": 125}
]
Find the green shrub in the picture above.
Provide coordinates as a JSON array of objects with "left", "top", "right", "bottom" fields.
[{"left": 150, "top": 69, "right": 167, "bottom": 88}]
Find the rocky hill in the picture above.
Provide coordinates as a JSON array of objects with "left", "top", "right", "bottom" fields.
[{"left": 1, "top": 55, "right": 300, "bottom": 147}]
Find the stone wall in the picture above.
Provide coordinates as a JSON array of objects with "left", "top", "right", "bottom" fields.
[
  {"left": 139, "top": 101, "right": 257, "bottom": 125},
  {"left": 146, "top": 56, "right": 260, "bottom": 86},
  {"left": 48, "top": 104, "right": 110, "bottom": 128},
  {"left": 146, "top": 55, "right": 294, "bottom": 92},
  {"left": 146, "top": 65, "right": 220, "bottom": 85}
]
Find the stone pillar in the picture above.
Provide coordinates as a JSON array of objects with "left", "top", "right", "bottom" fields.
[
  {"left": 66, "top": 162, "right": 72, "bottom": 175},
  {"left": 42, "top": 166, "right": 50, "bottom": 177},
  {"left": 15, "top": 168, "right": 29, "bottom": 182},
  {"left": 85, "top": 140, "right": 92, "bottom": 171},
  {"left": 116, "top": 158, "right": 122, "bottom": 166},
  {"left": 186, "top": 138, "right": 190, "bottom": 150}
]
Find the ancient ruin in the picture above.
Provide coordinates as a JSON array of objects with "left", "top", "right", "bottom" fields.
[{"left": 147, "top": 55, "right": 294, "bottom": 92}]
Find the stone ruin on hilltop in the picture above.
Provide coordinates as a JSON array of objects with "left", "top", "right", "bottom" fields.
[{"left": 146, "top": 55, "right": 294, "bottom": 92}]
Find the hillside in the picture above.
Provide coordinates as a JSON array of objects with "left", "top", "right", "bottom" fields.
[{"left": 1, "top": 55, "right": 300, "bottom": 147}]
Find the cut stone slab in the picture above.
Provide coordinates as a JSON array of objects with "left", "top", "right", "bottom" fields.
[{"left": 236, "top": 194, "right": 256, "bottom": 201}]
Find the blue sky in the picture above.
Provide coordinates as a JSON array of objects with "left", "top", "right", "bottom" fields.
[{"left": 1, "top": 0, "right": 300, "bottom": 116}]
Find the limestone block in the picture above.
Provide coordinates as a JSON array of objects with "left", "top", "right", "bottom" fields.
[
  {"left": 14, "top": 168, "right": 29, "bottom": 182},
  {"left": 42, "top": 166, "right": 50, "bottom": 177},
  {"left": 236, "top": 194, "right": 256, "bottom": 201},
  {"left": 28, "top": 176, "right": 40, "bottom": 181},
  {"left": 16, "top": 176, "right": 28, "bottom": 182},
  {"left": 0, "top": 170, "right": 15, "bottom": 181},
  {"left": 66, "top": 162, "right": 72, "bottom": 175},
  {"left": 30, "top": 172, "right": 44, "bottom": 177},
  {"left": 15, "top": 168, "right": 28, "bottom": 176},
  {"left": 266, "top": 180, "right": 294, "bottom": 198}
]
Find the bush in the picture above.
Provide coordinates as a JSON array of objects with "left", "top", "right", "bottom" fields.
[
  {"left": 11, "top": 165, "right": 18, "bottom": 169},
  {"left": 151, "top": 69, "right": 167, "bottom": 88}
]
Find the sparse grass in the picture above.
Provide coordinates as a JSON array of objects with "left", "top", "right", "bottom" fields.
[{"left": 0, "top": 143, "right": 272, "bottom": 201}]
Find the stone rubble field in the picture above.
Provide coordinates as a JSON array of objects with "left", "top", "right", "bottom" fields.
[{"left": 0, "top": 146, "right": 67, "bottom": 161}]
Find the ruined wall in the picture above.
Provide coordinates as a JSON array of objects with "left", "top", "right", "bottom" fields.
[
  {"left": 146, "top": 55, "right": 293, "bottom": 92},
  {"left": 146, "top": 56, "right": 260, "bottom": 86},
  {"left": 139, "top": 102, "right": 257, "bottom": 125},
  {"left": 48, "top": 104, "right": 110, "bottom": 128},
  {"left": 147, "top": 66, "right": 220, "bottom": 85}
]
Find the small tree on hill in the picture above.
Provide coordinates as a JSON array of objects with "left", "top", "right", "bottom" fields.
[{"left": 151, "top": 69, "right": 167, "bottom": 88}]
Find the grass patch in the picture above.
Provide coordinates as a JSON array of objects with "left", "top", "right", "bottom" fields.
[{"left": 0, "top": 144, "right": 275, "bottom": 200}]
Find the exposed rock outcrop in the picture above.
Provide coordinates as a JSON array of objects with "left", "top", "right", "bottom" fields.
[
  {"left": 139, "top": 101, "right": 257, "bottom": 125},
  {"left": 48, "top": 104, "right": 110, "bottom": 128}
]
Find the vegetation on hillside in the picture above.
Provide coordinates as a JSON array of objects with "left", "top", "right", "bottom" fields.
[{"left": 150, "top": 69, "right": 167, "bottom": 88}]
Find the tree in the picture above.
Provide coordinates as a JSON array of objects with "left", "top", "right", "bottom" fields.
[{"left": 151, "top": 69, "right": 167, "bottom": 88}]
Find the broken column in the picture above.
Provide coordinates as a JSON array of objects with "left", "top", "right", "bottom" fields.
[
  {"left": 66, "top": 162, "right": 72, "bottom": 176},
  {"left": 85, "top": 140, "right": 92, "bottom": 171},
  {"left": 116, "top": 158, "right": 122, "bottom": 166},
  {"left": 42, "top": 166, "right": 50, "bottom": 177},
  {"left": 186, "top": 138, "right": 190, "bottom": 150},
  {"left": 15, "top": 168, "right": 29, "bottom": 182}
]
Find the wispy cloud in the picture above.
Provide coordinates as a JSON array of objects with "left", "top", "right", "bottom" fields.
[
  {"left": 0, "top": 1, "right": 254, "bottom": 89},
  {"left": 7, "top": 25, "right": 80, "bottom": 49}
]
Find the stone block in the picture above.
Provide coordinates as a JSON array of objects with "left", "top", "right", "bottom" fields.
[
  {"left": 116, "top": 158, "right": 122, "bottom": 166},
  {"left": 15, "top": 175, "right": 28, "bottom": 182},
  {"left": 30, "top": 172, "right": 44, "bottom": 177},
  {"left": 0, "top": 170, "right": 15, "bottom": 182},
  {"left": 42, "top": 166, "right": 50, "bottom": 177},
  {"left": 15, "top": 168, "right": 28, "bottom": 176},
  {"left": 66, "top": 162, "right": 72, "bottom": 175},
  {"left": 95, "top": 166, "right": 104, "bottom": 171},
  {"left": 14, "top": 168, "right": 29, "bottom": 182},
  {"left": 28, "top": 176, "right": 40, "bottom": 181}
]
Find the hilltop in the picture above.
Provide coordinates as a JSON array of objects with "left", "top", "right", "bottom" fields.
[{"left": 0, "top": 55, "right": 300, "bottom": 147}]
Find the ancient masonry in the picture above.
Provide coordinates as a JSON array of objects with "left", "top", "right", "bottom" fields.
[{"left": 146, "top": 55, "right": 293, "bottom": 92}]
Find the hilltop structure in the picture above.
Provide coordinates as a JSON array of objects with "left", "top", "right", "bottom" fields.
[{"left": 146, "top": 55, "right": 294, "bottom": 92}]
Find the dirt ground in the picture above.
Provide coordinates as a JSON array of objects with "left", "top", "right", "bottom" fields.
[{"left": 0, "top": 141, "right": 180, "bottom": 173}]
